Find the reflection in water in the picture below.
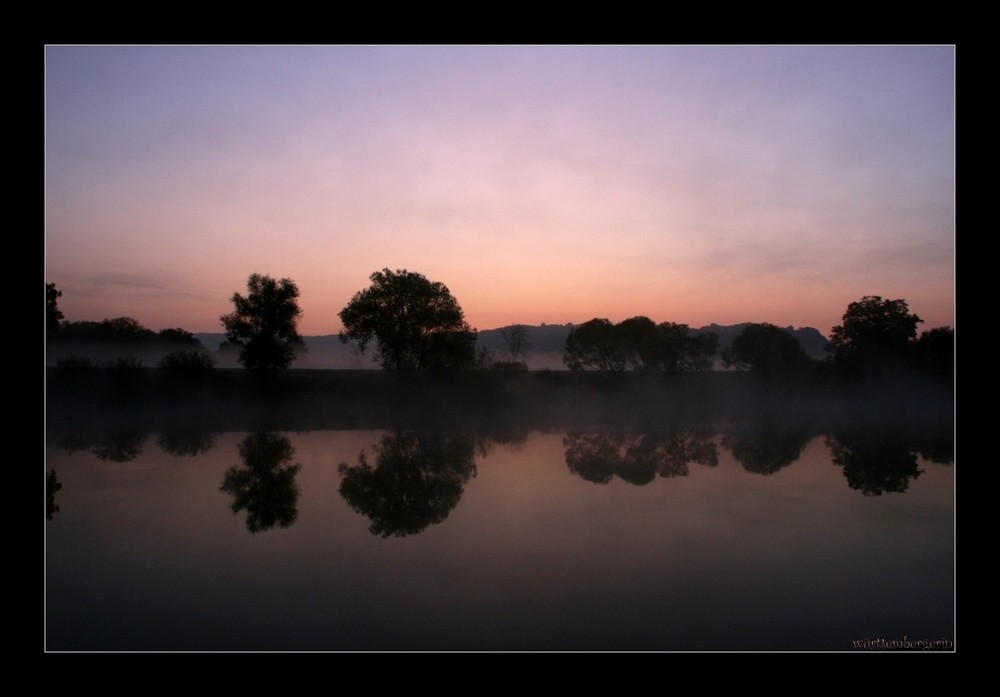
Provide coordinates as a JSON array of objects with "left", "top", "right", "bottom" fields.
[
  {"left": 826, "top": 431, "right": 923, "bottom": 496},
  {"left": 338, "top": 430, "right": 478, "bottom": 537},
  {"left": 46, "top": 422, "right": 954, "bottom": 650},
  {"left": 92, "top": 429, "right": 147, "bottom": 462},
  {"left": 156, "top": 429, "right": 217, "bottom": 457},
  {"left": 563, "top": 427, "right": 718, "bottom": 485},
  {"left": 45, "top": 426, "right": 150, "bottom": 463},
  {"left": 46, "top": 469, "right": 62, "bottom": 520},
  {"left": 220, "top": 432, "right": 302, "bottom": 533},
  {"left": 721, "top": 426, "right": 812, "bottom": 475}
]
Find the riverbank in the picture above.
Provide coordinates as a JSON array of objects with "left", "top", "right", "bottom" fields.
[{"left": 46, "top": 367, "right": 953, "bottom": 434}]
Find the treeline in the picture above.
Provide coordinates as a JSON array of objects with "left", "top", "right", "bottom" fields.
[
  {"left": 564, "top": 296, "right": 952, "bottom": 381},
  {"left": 46, "top": 284, "right": 216, "bottom": 375},
  {"left": 46, "top": 274, "right": 953, "bottom": 383}
]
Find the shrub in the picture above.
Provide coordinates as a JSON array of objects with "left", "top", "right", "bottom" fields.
[
  {"left": 490, "top": 360, "right": 529, "bottom": 373},
  {"left": 55, "top": 354, "right": 101, "bottom": 373},
  {"left": 158, "top": 350, "right": 216, "bottom": 377}
]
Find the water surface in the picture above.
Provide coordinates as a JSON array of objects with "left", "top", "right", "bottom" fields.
[{"left": 45, "top": 420, "right": 953, "bottom": 651}]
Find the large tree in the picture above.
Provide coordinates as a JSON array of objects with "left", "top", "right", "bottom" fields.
[
  {"left": 721, "top": 323, "right": 811, "bottom": 376},
  {"left": 563, "top": 318, "right": 627, "bottom": 372},
  {"left": 826, "top": 296, "right": 923, "bottom": 376},
  {"left": 220, "top": 273, "right": 304, "bottom": 373},
  {"left": 658, "top": 322, "right": 718, "bottom": 372},
  {"left": 339, "top": 268, "right": 476, "bottom": 375}
]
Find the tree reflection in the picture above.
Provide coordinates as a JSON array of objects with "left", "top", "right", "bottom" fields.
[
  {"left": 92, "top": 429, "right": 148, "bottom": 462},
  {"left": 338, "top": 430, "right": 477, "bottom": 537},
  {"left": 47, "top": 469, "right": 62, "bottom": 520},
  {"left": 826, "top": 431, "right": 923, "bottom": 496},
  {"left": 220, "top": 431, "right": 301, "bottom": 533},
  {"left": 156, "top": 429, "right": 217, "bottom": 457},
  {"left": 564, "top": 427, "right": 718, "bottom": 485},
  {"left": 721, "top": 426, "right": 812, "bottom": 475}
]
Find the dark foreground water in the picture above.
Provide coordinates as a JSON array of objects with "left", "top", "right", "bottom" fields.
[{"left": 45, "top": 418, "right": 953, "bottom": 652}]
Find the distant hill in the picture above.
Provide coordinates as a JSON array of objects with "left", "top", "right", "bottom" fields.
[{"left": 195, "top": 322, "right": 829, "bottom": 370}]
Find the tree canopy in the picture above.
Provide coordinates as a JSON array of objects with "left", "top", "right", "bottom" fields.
[
  {"left": 826, "top": 296, "right": 923, "bottom": 376},
  {"left": 564, "top": 318, "right": 626, "bottom": 372},
  {"left": 563, "top": 317, "right": 718, "bottom": 372},
  {"left": 220, "top": 273, "right": 304, "bottom": 373},
  {"left": 338, "top": 269, "right": 476, "bottom": 375},
  {"left": 721, "top": 323, "right": 811, "bottom": 376}
]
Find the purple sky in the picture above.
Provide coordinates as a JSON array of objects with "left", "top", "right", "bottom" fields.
[{"left": 45, "top": 45, "right": 954, "bottom": 336}]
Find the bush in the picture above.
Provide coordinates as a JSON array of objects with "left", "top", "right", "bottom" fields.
[
  {"left": 106, "top": 356, "right": 145, "bottom": 387},
  {"left": 54, "top": 354, "right": 103, "bottom": 385},
  {"left": 55, "top": 354, "right": 101, "bottom": 373},
  {"left": 158, "top": 350, "right": 216, "bottom": 377},
  {"left": 490, "top": 360, "right": 529, "bottom": 373}
]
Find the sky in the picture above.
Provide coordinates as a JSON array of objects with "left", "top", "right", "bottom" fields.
[{"left": 45, "top": 45, "right": 955, "bottom": 337}]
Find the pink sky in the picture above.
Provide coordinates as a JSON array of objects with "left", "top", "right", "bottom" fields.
[{"left": 45, "top": 45, "right": 954, "bottom": 337}]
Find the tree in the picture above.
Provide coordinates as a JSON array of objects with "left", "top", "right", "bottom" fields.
[
  {"left": 616, "top": 316, "right": 659, "bottom": 371},
  {"left": 564, "top": 317, "right": 718, "bottom": 373},
  {"left": 912, "top": 326, "right": 954, "bottom": 376},
  {"left": 338, "top": 269, "right": 476, "bottom": 375},
  {"left": 220, "top": 273, "right": 304, "bottom": 373},
  {"left": 658, "top": 322, "right": 718, "bottom": 372},
  {"left": 721, "top": 323, "right": 811, "bottom": 376},
  {"left": 563, "top": 318, "right": 626, "bottom": 372},
  {"left": 827, "top": 296, "right": 923, "bottom": 376},
  {"left": 46, "top": 283, "right": 64, "bottom": 333},
  {"left": 500, "top": 324, "right": 531, "bottom": 362}
]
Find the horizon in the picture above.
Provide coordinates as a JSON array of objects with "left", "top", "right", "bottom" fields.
[{"left": 45, "top": 45, "right": 955, "bottom": 337}]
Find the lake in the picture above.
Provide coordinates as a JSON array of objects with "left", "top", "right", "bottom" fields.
[{"left": 45, "top": 409, "right": 953, "bottom": 651}]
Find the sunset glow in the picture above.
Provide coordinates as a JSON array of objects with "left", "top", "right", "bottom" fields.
[{"left": 45, "top": 45, "right": 955, "bottom": 337}]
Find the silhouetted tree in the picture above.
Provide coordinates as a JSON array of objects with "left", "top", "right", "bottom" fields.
[
  {"left": 500, "top": 324, "right": 531, "bottom": 362},
  {"left": 220, "top": 274, "right": 304, "bottom": 374},
  {"left": 338, "top": 430, "right": 477, "bottom": 537},
  {"left": 617, "top": 316, "right": 659, "bottom": 370},
  {"left": 911, "top": 326, "right": 954, "bottom": 377},
  {"left": 155, "top": 328, "right": 204, "bottom": 348},
  {"left": 827, "top": 296, "right": 923, "bottom": 376},
  {"left": 220, "top": 432, "right": 301, "bottom": 533},
  {"left": 339, "top": 269, "right": 476, "bottom": 376},
  {"left": 46, "top": 283, "right": 64, "bottom": 333},
  {"left": 565, "top": 317, "right": 717, "bottom": 373},
  {"left": 564, "top": 318, "right": 626, "bottom": 372},
  {"left": 658, "top": 322, "right": 718, "bottom": 372},
  {"left": 100, "top": 317, "right": 155, "bottom": 342},
  {"left": 721, "top": 323, "right": 811, "bottom": 376}
]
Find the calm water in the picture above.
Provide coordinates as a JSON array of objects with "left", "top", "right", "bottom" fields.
[{"left": 45, "top": 423, "right": 953, "bottom": 651}]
